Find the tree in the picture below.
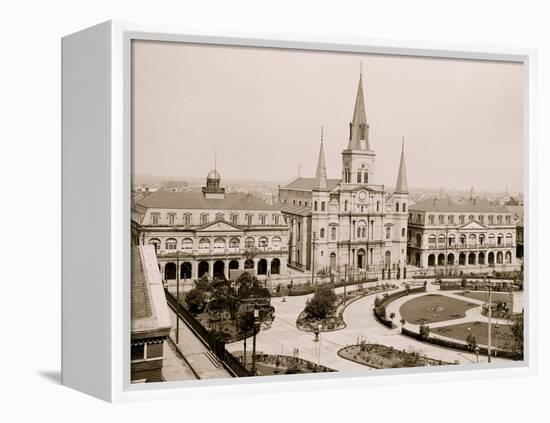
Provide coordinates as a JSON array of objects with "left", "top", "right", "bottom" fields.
[
  {"left": 510, "top": 311, "right": 524, "bottom": 359},
  {"left": 419, "top": 323, "right": 430, "bottom": 340},
  {"left": 304, "top": 286, "right": 337, "bottom": 320},
  {"left": 185, "top": 287, "right": 207, "bottom": 314}
]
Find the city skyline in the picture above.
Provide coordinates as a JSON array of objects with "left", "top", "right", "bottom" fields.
[{"left": 132, "top": 40, "right": 524, "bottom": 194}]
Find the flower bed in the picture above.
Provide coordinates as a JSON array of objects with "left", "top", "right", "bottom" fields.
[
  {"left": 278, "top": 277, "right": 379, "bottom": 297},
  {"left": 338, "top": 343, "right": 453, "bottom": 369},
  {"left": 297, "top": 283, "right": 397, "bottom": 332},
  {"left": 234, "top": 353, "right": 335, "bottom": 375}
]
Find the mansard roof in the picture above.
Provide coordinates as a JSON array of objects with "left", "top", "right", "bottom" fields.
[
  {"left": 409, "top": 198, "right": 510, "bottom": 213},
  {"left": 136, "top": 189, "right": 278, "bottom": 211}
]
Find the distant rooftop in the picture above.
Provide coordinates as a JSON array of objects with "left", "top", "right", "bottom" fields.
[
  {"left": 281, "top": 177, "right": 341, "bottom": 191},
  {"left": 136, "top": 189, "right": 278, "bottom": 211},
  {"left": 279, "top": 203, "right": 312, "bottom": 217},
  {"left": 409, "top": 198, "right": 510, "bottom": 213}
]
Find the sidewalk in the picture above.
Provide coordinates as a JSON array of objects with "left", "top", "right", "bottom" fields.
[{"left": 168, "top": 308, "right": 232, "bottom": 380}]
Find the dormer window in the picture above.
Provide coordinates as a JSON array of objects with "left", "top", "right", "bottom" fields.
[
  {"left": 200, "top": 213, "right": 209, "bottom": 224},
  {"left": 151, "top": 212, "right": 160, "bottom": 225}
]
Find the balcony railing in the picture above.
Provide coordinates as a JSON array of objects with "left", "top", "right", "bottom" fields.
[
  {"left": 423, "top": 242, "right": 515, "bottom": 250},
  {"left": 156, "top": 247, "right": 288, "bottom": 256}
]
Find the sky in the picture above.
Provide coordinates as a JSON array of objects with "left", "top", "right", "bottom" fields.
[{"left": 132, "top": 40, "right": 524, "bottom": 192}]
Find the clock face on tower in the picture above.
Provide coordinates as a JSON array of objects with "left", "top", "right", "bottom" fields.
[{"left": 358, "top": 190, "right": 367, "bottom": 202}]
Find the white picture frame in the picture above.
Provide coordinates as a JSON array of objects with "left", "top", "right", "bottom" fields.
[{"left": 61, "top": 20, "right": 537, "bottom": 403}]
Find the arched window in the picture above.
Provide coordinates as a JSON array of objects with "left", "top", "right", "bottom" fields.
[
  {"left": 429, "top": 215, "right": 435, "bottom": 224},
  {"left": 246, "top": 214, "right": 253, "bottom": 225},
  {"left": 395, "top": 203, "right": 400, "bottom": 212},
  {"left": 213, "top": 237, "right": 225, "bottom": 251},
  {"left": 469, "top": 234, "right": 477, "bottom": 245},
  {"left": 401, "top": 227, "right": 406, "bottom": 237},
  {"left": 181, "top": 238, "right": 193, "bottom": 251},
  {"left": 428, "top": 235, "right": 436, "bottom": 246},
  {"left": 320, "top": 228, "right": 325, "bottom": 238},
  {"left": 272, "top": 237, "right": 282, "bottom": 249},
  {"left": 258, "top": 237, "right": 268, "bottom": 248},
  {"left": 166, "top": 238, "right": 177, "bottom": 250},
  {"left": 357, "top": 172, "right": 362, "bottom": 183},
  {"left": 385, "top": 227, "right": 391, "bottom": 239},
  {"left": 448, "top": 234, "right": 456, "bottom": 246},
  {"left": 506, "top": 233, "right": 513, "bottom": 246},
  {"left": 459, "top": 234, "right": 466, "bottom": 245},
  {"left": 402, "top": 203, "right": 406, "bottom": 212},
  {"left": 344, "top": 200, "right": 348, "bottom": 211},
  {"left": 479, "top": 234, "right": 485, "bottom": 245},
  {"left": 260, "top": 214, "right": 266, "bottom": 225},
  {"left": 198, "top": 238, "right": 211, "bottom": 250},
  {"left": 505, "top": 251, "right": 512, "bottom": 263},
  {"left": 376, "top": 201, "right": 380, "bottom": 212},
  {"left": 200, "top": 213, "right": 209, "bottom": 224},
  {"left": 438, "top": 234, "right": 446, "bottom": 246},
  {"left": 331, "top": 227, "right": 337, "bottom": 240},
  {"left": 321, "top": 202, "right": 326, "bottom": 212},
  {"left": 245, "top": 237, "right": 255, "bottom": 248},
  {"left": 314, "top": 201, "right": 318, "bottom": 211},
  {"left": 488, "top": 233, "right": 496, "bottom": 245},
  {"left": 229, "top": 237, "right": 240, "bottom": 249}
]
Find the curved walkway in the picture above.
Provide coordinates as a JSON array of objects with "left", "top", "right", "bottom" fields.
[{"left": 226, "top": 281, "right": 510, "bottom": 372}]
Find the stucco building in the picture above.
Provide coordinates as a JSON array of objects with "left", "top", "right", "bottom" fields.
[
  {"left": 132, "top": 170, "right": 288, "bottom": 281},
  {"left": 131, "top": 245, "right": 171, "bottom": 383},
  {"left": 407, "top": 198, "right": 519, "bottom": 271},
  {"left": 279, "top": 73, "right": 409, "bottom": 279}
]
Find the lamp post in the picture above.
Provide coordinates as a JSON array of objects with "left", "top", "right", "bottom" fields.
[
  {"left": 494, "top": 324, "right": 500, "bottom": 358},
  {"left": 475, "top": 346, "right": 480, "bottom": 364},
  {"left": 317, "top": 323, "right": 322, "bottom": 366},
  {"left": 313, "top": 324, "right": 320, "bottom": 342},
  {"left": 251, "top": 307, "right": 260, "bottom": 375},
  {"left": 312, "top": 231, "right": 317, "bottom": 292},
  {"left": 486, "top": 277, "right": 493, "bottom": 363},
  {"left": 176, "top": 251, "right": 180, "bottom": 344}
]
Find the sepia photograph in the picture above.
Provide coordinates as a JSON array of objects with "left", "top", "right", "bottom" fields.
[{"left": 129, "top": 40, "right": 525, "bottom": 384}]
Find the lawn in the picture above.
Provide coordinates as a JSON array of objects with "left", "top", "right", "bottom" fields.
[
  {"left": 458, "top": 291, "right": 513, "bottom": 310},
  {"left": 399, "top": 294, "right": 479, "bottom": 324},
  {"left": 432, "top": 321, "right": 514, "bottom": 349}
]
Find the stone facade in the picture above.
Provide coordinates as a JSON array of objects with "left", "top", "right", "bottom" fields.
[
  {"left": 407, "top": 198, "right": 519, "bottom": 272},
  {"left": 132, "top": 172, "right": 289, "bottom": 282},
  {"left": 279, "top": 74, "right": 409, "bottom": 279}
]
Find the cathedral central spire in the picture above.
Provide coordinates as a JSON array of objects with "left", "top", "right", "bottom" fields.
[{"left": 348, "top": 71, "right": 370, "bottom": 151}]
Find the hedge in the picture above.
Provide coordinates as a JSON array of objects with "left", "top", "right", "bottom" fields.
[
  {"left": 401, "top": 326, "right": 521, "bottom": 361},
  {"left": 287, "top": 277, "right": 379, "bottom": 297},
  {"left": 373, "top": 285, "right": 427, "bottom": 328}
]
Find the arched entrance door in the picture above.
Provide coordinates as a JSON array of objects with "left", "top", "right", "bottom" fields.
[
  {"left": 357, "top": 249, "right": 365, "bottom": 269},
  {"left": 384, "top": 251, "right": 391, "bottom": 269},
  {"left": 198, "top": 261, "right": 209, "bottom": 278},
  {"left": 213, "top": 260, "right": 225, "bottom": 280},
  {"left": 459, "top": 253, "right": 466, "bottom": 265},
  {"left": 270, "top": 258, "right": 280, "bottom": 275},
  {"left": 164, "top": 262, "right": 176, "bottom": 280},
  {"left": 428, "top": 254, "right": 435, "bottom": 266},
  {"left": 244, "top": 259, "right": 254, "bottom": 270},
  {"left": 437, "top": 254, "right": 445, "bottom": 266},
  {"left": 468, "top": 253, "right": 476, "bottom": 265},
  {"left": 257, "top": 259, "right": 267, "bottom": 275},
  {"left": 180, "top": 262, "right": 192, "bottom": 279},
  {"left": 329, "top": 253, "right": 336, "bottom": 272},
  {"left": 447, "top": 253, "right": 455, "bottom": 265},
  {"left": 488, "top": 252, "right": 495, "bottom": 265}
]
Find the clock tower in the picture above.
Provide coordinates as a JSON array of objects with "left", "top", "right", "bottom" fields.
[{"left": 341, "top": 72, "right": 376, "bottom": 189}]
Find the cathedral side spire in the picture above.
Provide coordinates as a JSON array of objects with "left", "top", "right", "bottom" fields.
[
  {"left": 315, "top": 126, "right": 328, "bottom": 190},
  {"left": 394, "top": 137, "right": 408, "bottom": 194}
]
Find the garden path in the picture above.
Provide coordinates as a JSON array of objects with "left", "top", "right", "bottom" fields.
[{"left": 226, "top": 280, "right": 511, "bottom": 370}]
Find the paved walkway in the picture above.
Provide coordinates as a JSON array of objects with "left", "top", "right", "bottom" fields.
[
  {"left": 162, "top": 338, "right": 198, "bottom": 381},
  {"left": 168, "top": 308, "right": 232, "bottom": 380},
  {"left": 226, "top": 280, "right": 512, "bottom": 370}
]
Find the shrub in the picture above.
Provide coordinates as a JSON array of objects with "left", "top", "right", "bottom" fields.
[{"left": 185, "top": 287, "right": 207, "bottom": 314}]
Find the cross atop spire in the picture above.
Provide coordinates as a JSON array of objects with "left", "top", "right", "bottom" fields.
[
  {"left": 394, "top": 137, "right": 408, "bottom": 194},
  {"left": 315, "top": 126, "right": 328, "bottom": 190},
  {"left": 348, "top": 71, "right": 370, "bottom": 151}
]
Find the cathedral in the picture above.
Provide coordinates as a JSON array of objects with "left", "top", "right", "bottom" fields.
[{"left": 279, "top": 73, "right": 409, "bottom": 279}]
